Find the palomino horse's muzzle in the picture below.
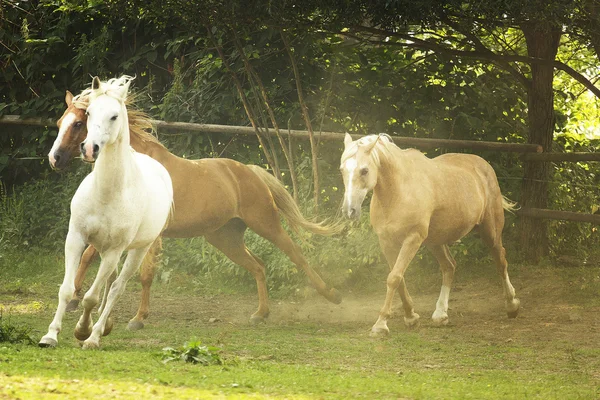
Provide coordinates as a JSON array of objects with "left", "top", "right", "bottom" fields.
[{"left": 80, "top": 140, "right": 99, "bottom": 163}]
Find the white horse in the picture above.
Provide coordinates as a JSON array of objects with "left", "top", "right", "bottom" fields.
[
  {"left": 39, "top": 76, "right": 173, "bottom": 349},
  {"left": 340, "top": 133, "right": 520, "bottom": 337}
]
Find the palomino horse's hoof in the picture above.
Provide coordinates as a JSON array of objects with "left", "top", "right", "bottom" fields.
[
  {"left": 249, "top": 314, "right": 268, "bottom": 324},
  {"left": 127, "top": 320, "right": 145, "bottom": 331},
  {"left": 431, "top": 311, "right": 449, "bottom": 326},
  {"left": 65, "top": 299, "right": 80, "bottom": 312},
  {"left": 369, "top": 326, "right": 390, "bottom": 338},
  {"left": 103, "top": 317, "right": 115, "bottom": 336},
  {"left": 404, "top": 313, "right": 421, "bottom": 328},
  {"left": 38, "top": 337, "right": 58, "bottom": 348},
  {"left": 507, "top": 298, "right": 521, "bottom": 319},
  {"left": 326, "top": 288, "right": 343, "bottom": 305}
]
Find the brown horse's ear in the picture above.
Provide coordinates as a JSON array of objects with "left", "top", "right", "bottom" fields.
[
  {"left": 65, "top": 90, "right": 73, "bottom": 106},
  {"left": 91, "top": 76, "right": 101, "bottom": 90},
  {"left": 344, "top": 133, "right": 353, "bottom": 147}
]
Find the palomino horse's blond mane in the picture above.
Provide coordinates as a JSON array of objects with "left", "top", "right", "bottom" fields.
[
  {"left": 72, "top": 83, "right": 166, "bottom": 151},
  {"left": 340, "top": 133, "right": 397, "bottom": 167}
]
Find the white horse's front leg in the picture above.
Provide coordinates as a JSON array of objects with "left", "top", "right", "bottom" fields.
[
  {"left": 83, "top": 246, "right": 151, "bottom": 349},
  {"left": 74, "top": 250, "right": 122, "bottom": 342},
  {"left": 39, "top": 231, "right": 87, "bottom": 348}
]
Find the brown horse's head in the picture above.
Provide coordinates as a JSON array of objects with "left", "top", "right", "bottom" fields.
[{"left": 48, "top": 90, "right": 88, "bottom": 170}]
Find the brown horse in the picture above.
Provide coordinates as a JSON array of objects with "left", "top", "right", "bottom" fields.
[
  {"left": 339, "top": 133, "right": 520, "bottom": 337},
  {"left": 48, "top": 90, "right": 342, "bottom": 330}
]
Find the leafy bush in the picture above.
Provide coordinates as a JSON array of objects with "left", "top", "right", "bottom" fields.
[
  {"left": 162, "top": 339, "right": 222, "bottom": 365},
  {"left": 0, "top": 312, "right": 35, "bottom": 345}
]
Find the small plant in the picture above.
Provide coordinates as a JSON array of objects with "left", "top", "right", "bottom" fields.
[
  {"left": 0, "top": 311, "right": 35, "bottom": 345},
  {"left": 162, "top": 338, "right": 222, "bottom": 365}
]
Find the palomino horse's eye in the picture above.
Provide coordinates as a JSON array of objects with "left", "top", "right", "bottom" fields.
[
  {"left": 360, "top": 168, "right": 369, "bottom": 176},
  {"left": 110, "top": 115, "right": 118, "bottom": 121}
]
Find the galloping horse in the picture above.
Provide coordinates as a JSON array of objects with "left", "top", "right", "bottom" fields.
[
  {"left": 339, "top": 133, "right": 520, "bottom": 336},
  {"left": 40, "top": 76, "right": 174, "bottom": 348},
  {"left": 47, "top": 89, "right": 342, "bottom": 331}
]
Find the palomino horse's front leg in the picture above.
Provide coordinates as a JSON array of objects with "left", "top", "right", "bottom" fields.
[
  {"left": 74, "top": 250, "right": 122, "bottom": 342},
  {"left": 83, "top": 246, "right": 151, "bottom": 349},
  {"left": 39, "top": 231, "right": 87, "bottom": 348},
  {"left": 127, "top": 237, "right": 161, "bottom": 331},
  {"left": 371, "top": 233, "right": 424, "bottom": 337},
  {"left": 66, "top": 245, "right": 99, "bottom": 312}
]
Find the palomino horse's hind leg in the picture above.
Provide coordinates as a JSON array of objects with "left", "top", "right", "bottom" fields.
[
  {"left": 428, "top": 245, "right": 456, "bottom": 326},
  {"left": 205, "top": 219, "right": 270, "bottom": 323},
  {"left": 83, "top": 246, "right": 151, "bottom": 349},
  {"left": 66, "top": 245, "right": 99, "bottom": 312},
  {"left": 371, "top": 233, "right": 424, "bottom": 337},
  {"left": 74, "top": 249, "right": 122, "bottom": 342},
  {"left": 127, "top": 237, "right": 162, "bottom": 331},
  {"left": 479, "top": 213, "right": 520, "bottom": 318},
  {"left": 39, "top": 231, "right": 87, "bottom": 348}
]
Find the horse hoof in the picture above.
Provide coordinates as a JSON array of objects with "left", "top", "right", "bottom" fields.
[
  {"left": 65, "top": 299, "right": 80, "bottom": 312},
  {"left": 74, "top": 321, "right": 93, "bottom": 341},
  {"left": 127, "top": 320, "right": 145, "bottom": 331},
  {"left": 369, "top": 326, "right": 390, "bottom": 338},
  {"left": 431, "top": 312, "right": 449, "bottom": 326},
  {"left": 39, "top": 337, "right": 58, "bottom": 348},
  {"left": 81, "top": 340, "right": 100, "bottom": 350},
  {"left": 103, "top": 317, "right": 114, "bottom": 336},
  {"left": 507, "top": 299, "right": 520, "bottom": 319},
  {"left": 327, "top": 288, "right": 343, "bottom": 305},
  {"left": 249, "top": 314, "right": 267, "bottom": 324},
  {"left": 404, "top": 313, "right": 420, "bottom": 328}
]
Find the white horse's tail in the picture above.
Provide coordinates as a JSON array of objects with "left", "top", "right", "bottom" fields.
[{"left": 502, "top": 196, "right": 519, "bottom": 214}]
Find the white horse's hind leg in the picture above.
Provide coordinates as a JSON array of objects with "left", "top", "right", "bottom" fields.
[
  {"left": 39, "top": 231, "right": 86, "bottom": 348},
  {"left": 74, "top": 250, "right": 121, "bottom": 341},
  {"left": 98, "top": 269, "right": 118, "bottom": 336},
  {"left": 429, "top": 245, "right": 457, "bottom": 326},
  {"left": 83, "top": 246, "right": 151, "bottom": 349}
]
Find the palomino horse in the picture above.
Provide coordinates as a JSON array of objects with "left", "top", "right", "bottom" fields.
[
  {"left": 40, "top": 76, "right": 174, "bottom": 349},
  {"left": 47, "top": 90, "right": 342, "bottom": 331},
  {"left": 339, "top": 133, "right": 520, "bottom": 336}
]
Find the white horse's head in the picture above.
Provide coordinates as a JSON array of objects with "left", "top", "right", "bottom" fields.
[
  {"left": 340, "top": 133, "right": 392, "bottom": 220},
  {"left": 81, "top": 75, "right": 133, "bottom": 163}
]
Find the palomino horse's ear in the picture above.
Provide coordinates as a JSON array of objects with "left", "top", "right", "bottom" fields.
[
  {"left": 65, "top": 90, "right": 73, "bottom": 106},
  {"left": 363, "top": 135, "right": 381, "bottom": 154},
  {"left": 91, "top": 76, "right": 101, "bottom": 91},
  {"left": 344, "top": 133, "right": 353, "bottom": 147}
]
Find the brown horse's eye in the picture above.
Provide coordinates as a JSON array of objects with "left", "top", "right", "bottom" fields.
[
  {"left": 74, "top": 121, "right": 83, "bottom": 128},
  {"left": 360, "top": 168, "right": 369, "bottom": 176}
]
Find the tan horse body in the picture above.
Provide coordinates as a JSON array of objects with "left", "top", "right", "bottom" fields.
[
  {"left": 49, "top": 91, "right": 341, "bottom": 330},
  {"left": 340, "top": 134, "right": 520, "bottom": 336}
]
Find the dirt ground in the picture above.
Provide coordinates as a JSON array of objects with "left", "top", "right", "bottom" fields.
[{"left": 109, "top": 266, "right": 600, "bottom": 351}]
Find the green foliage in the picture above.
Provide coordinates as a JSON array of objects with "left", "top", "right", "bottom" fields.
[
  {"left": 0, "top": 312, "right": 35, "bottom": 345},
  {"left": 162, "top": 339, "right": 222, "bottom": 365}
]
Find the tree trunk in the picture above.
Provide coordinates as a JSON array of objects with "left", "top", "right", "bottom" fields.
[{"left": 520, "top": 23, "right": 561, "bottom": 263}]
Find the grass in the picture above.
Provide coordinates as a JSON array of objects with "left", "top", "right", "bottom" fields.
[{"left": 0, "top": 246, "right": 599, "bottom": 399}]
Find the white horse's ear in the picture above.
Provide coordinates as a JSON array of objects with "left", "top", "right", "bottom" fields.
[
  {"left": 91, "top": 76, "right": 101, "bottom": 91},
  {"left": 65, "top": 90, "right": 73, "bottom": 106},
  {"left": 344, "top": 133, "right": 353, "bottom": 147},
  {"left": 364, "top": 135, "right": 380, "bottom": 153},
  {"left": 114, "top": 76, "right": 134, "bottom": 101}
]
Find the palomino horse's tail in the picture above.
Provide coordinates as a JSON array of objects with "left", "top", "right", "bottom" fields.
[
  {"left": 502, "top": 196, "right": 519, "bottom": 214},
  {"left": 247, "top": 165, "right": 342, "bottom": 236}
]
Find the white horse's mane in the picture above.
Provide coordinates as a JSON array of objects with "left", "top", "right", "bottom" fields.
[
  {"left": 341, "top": 133, "right": 396, "bottom": 166},
  {"left": 73, "top": 75, "right": 135, "bottom": 107}
]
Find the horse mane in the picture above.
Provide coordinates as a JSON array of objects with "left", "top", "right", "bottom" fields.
[
  {"left": 71, "top": 81, "right": 167, "bottom": 150},
  {"left": 341, "top": 134, "right": 397, "bottom": 167}
]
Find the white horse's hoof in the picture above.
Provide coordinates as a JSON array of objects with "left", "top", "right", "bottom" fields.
[
  {"left": 81, "top": 340, "right": 100, "bottom": 350},
  {"left": 404, "top": 313, "right": 420, "bottom": 328},
  {"left": 431, "top": 311, "right": 449, "bottom": 326},
  {"left": 370, "top": 322, "right": 390, "bottom": 337},
  {"left": 39, "top": 336, "right": 58, "bottom": 348},
  {"left": 507, "top": 298, "right": 521, "bottom": 319},
  {"left": 103, "top": 316, "right": 115, "bottom": 336},
  {"left": 74, "top": 320, "right": 93, "bottom": 341}
]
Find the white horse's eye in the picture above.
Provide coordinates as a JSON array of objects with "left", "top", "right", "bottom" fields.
[{"left": 110, "top": 115, "right": 118, "bottom": 121}]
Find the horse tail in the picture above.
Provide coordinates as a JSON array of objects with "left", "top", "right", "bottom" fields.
[
  {"left": 247, "top": 165, "right": 342, "bottom": 236},
  {"left": 502, "top": 196, "right": 519, "bottom": 214}
]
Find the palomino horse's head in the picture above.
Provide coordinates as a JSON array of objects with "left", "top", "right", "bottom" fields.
[
  {"left": 340, "top": 133, "right": 393, "bottom": 220},
  {"left": 81, "top": 76, "right": 133, "bottom": 163},
  {"left": 48, "top": 91, "right": 88, "bottom": 170}
]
